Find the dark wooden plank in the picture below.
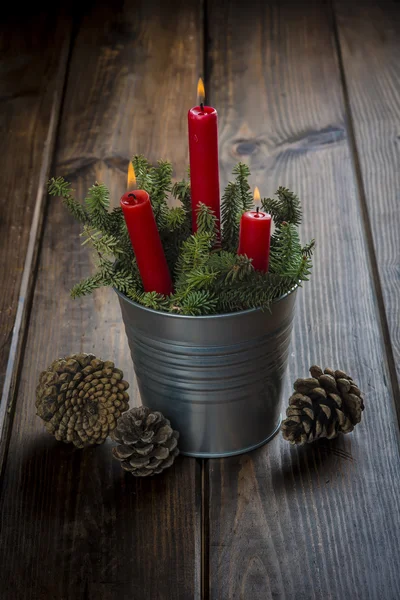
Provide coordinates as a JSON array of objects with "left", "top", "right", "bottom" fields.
[
  {"left": 0, "top": 9, "right": 73, "bottom": 468},
  {"left": 334, "top": 0, "right": 400, "bottom": 398},
  {"left": 207, "top": 1, "right": 400, "bottom": 599},
  {"left": 0, "top": 2, "right": 202, "bottom": 598}
]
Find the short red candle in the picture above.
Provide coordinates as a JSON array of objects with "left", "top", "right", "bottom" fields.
[
  {"left": 188, "top": 105, "right": 220, "bottom": 232},
  {"left": 238, "top": 210, "right": 272, "bottom": 272},
  {"left": 120, "top": 190, "right": 173, "bottom": 295}
]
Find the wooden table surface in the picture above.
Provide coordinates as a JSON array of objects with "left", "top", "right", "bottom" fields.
[{"left": 1, "top": 1, "right": 399, "bottom": 598}]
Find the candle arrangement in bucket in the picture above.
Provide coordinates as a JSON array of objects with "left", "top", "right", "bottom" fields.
[{"left": 48, "top": 79, "right": 315, "bottom": 458}]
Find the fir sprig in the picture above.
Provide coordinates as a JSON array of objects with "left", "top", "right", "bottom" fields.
[
  {"left": 233, "top": 163, "right": 254, "bottom": 211},
  {"left": 48, "top": 177, "right": 89, "bottom": 224},
  {"left": 269, "top": 222, "right": 302, "bottom": 277},
  {"left": 221, "top": 182, "right": 241, "bottom": 253},
  {"left": 196, "top": 203, "right": 218, "bottom": 239},
  {"left": 262, "top": 187, "right": 301, "bottom": 226},
  {"left": 48, "top": 157, "right": 314, "bottom": 315},
  {"left": 85, "top": 183, "right": 111, "bottom": 230}
]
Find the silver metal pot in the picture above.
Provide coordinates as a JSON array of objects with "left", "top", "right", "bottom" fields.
[{"left": 115, "top": 287, "right": 297, "bottom": 458}]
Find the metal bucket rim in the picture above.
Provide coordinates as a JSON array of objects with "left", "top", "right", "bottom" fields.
[{"left": 114, "top": 283, "right": 298, "bottom": 321}]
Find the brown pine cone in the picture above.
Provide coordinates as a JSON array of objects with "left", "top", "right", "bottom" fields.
[
  {"left": 281, "top": 365, "right": 364, "bottom": 445},
  {"left": 111, "top": 406, "right": 179, "bottom": 476},
  {"left": 36, "top": 353, "right": 129, "bottom": 448}
]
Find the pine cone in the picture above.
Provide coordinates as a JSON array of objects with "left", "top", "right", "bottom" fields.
[
  {"left": 111, "top": 407, "right": 179, "bottom": 476},
  {"left": 281, "top": 365, "right": 365, "bottom": 445},
  {"left": 36, "top": 353, "right": 129, "bottom": 448}
]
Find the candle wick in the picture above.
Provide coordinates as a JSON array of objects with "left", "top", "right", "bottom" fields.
[
  {"left": 128, "top": 193, "right": 137, "bottom": 199},
  {"left": 200, "top": 102, "right": 204, "bottom": 112},
  {"left": 256, "top": 206, "right": 260, "bottom": 213}
]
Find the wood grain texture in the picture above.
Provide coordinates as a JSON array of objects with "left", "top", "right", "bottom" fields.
[
  {"left": 0, "top": 9, "right": 72, "bottom": 467},
  {"left": 0, "top": 2, "right": 202, "bottom": 598},
  {"left": 334, "top": 0, "right": 400, "bottom": 392},
  {"left": 207, "top": 1, "right": 400, "bottom": 598}
]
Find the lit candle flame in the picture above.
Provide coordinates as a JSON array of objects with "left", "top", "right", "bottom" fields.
[
  {"left": 197, "top": 77, "right": 205, "bottom": 106},
  {"left": 254, "top": 186, "right": 261, "bottom": 203},
  {"left": 127, "top": 161, "right": 136, "bottom": 191}
]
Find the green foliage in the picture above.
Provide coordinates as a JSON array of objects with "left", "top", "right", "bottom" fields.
[
  {"left": 48, "top": 177, "right": 89, "bottom": 224},
  {"left": 80, "top": 226, "right": 124, "bottom": 256},
  {"left": 179, "top": 291, "right": 218, "bottom": 316},
  {"left": 269, "top": 223, "right": 302, "bottom": 278},
  {"left": 85, "top": 183, "right": 111, "bottom": 230},
  {"left": 132, "top": 155, "right": 153, "bottom": 190},
  {"left": 165, "top": 206, "right": 187, "bottom": 232},
  {"left": 172, "top": 179, "right": 191, "bottom": 214},
  {"left": 221, "top": 163, "right": 255, "bottom": 252},
  {"left": 131, "top": 156, "right": 172, "bottom": 230},
  {"left": 196, "top": 203, "right": 217, "bottom": 239},
  {"left": 221, "top": 182, "right": 241, "bottom": 252},
  {"left": 175, "top": 233, "right": 213, "bottom": 284},
  {"left": 233, "top": 163, "right": 254, "bottom": 211},
  {"left": 70, "top": 273, "right": 104, "bottom": 298},
  {"left": 302, "top": 239, "right": 316, "bottom": 258},
  {"left": 262, "top": 187, "right": 302, "bottom": 226},
  {"left": 138, "top": 291, "right": 172, "bottom": 312},
  {"left": 49, "top": 158, "right": 314, "bottom": 315}
]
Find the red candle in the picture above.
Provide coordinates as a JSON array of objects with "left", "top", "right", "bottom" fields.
[
  {"left": 238, "top": 188, "right": 271, "bottom": 272},
  {"left": 188, "top": 78, "right": 220, "bottom": 232},
  {"left": 120, "top": 189, "right": 173, "bottom": 296}
]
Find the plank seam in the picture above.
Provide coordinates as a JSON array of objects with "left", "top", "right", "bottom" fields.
[
  {"left": 201, "top": 459, "right": 210, "bottom": 600},
  {"left": 203, "top": 0, "right": 210, "bottom": 98},
  {"left": 331, "top": 4, "right": 400, "bottom": 424},
  {"left": 0, "top": 25, "right": 76, "bottom": 479},
  {"left": 202, "top": 2, "right": 211, "bottom": 598}
]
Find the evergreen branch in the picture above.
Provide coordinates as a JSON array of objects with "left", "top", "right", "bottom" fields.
[
  {"left": 165, "top": 206, "right": 187, "bottom": 232},
  {"left": 196, "top": 203, "right": 217, "bottom": 239},
  {"left": 184, "top": 267, "right": 218, "bottom": 291},
  {"left": 70, "top": 273, "right": 105, "bottom": 298},
  {"left": 52, "top": 161, "right": 313, "bottom": 316},
  {"left": 221, "top": 181, "right": 241, "bottom": 252},
  {"left": 218, "top": 277, "right": 270, "bottom": 312},
  {"left": 97, "top": 256, "right": 115, "bottom": 279},
  {"left": 262, "top": 187, "right": 302, "bottom": 226},
  {"left": 149, "top": 160, "right": 172, "bottom": 229},
  {"left": 140, "top": 292, "right": 172, "bottom": 311},
  {"left": 172, "top": 179, "right": 191, "bottom": 214},
  {"left": 126, "top": 287, "right": 143, "bottom": 303},
  {"left": 269, "top": 222, "right": 302, "bottom": 278},
  {"left": 276, "top": 187, "right": 302, "bottom": 226},
  {"left": 132, "top": 155, "right": 154, "bottom": 191},
  {"left": 207, "top": 250, "right": 237, "bottom": 273},
  {"left": 108, "top": 206, "right": 125, "bottom": 235},
  {"left": 152, "top": 160, "right": 172, "bottom": 203},
  {"left": 81, "top": 227, "right": 124, "bottom": 256},
  {"left": 233, "top": 163, "right": 254, "bottom": 211},
  {"left": 175, "top": 233, "right": 213, "bottom": 280},
  {"left": 301, "top": 239, "right": 316, "bottom": 258},
  {"left": 180, "top": 291, "right": 218, "bottom": 316},
  {"left": 296, "top": 255, "right": 313, "bottom": 282},
  {"left": 110, "top": 266, "right": 137, "bottom": 294},
  {"left": 84, "top": 183, "right": 111, "bottom": 230},
  {"left": 261, "top": 197, "right": 283, "bottom": 223},
  {"left": 48, "top": 177, "right": 89, "bottom": 224},
  {"left": 223, "top": 254, "right": 254, "bottom": 283}
]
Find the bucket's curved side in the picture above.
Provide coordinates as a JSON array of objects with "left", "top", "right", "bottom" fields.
[{"left": 117, "top": 290, "right": 297, "bottom": 457}]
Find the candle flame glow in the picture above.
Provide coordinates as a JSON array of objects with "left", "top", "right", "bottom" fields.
[
  {"left": 197, "top": 77, "right": 205, "bottom": 105},
  {"left": 254, "top": 186, "right": 261, "bottom": 203},
  {"left": 127, "top": 161, "right": 136, "bottom": 191}
]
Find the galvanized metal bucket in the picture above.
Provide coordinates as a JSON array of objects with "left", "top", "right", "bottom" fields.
[{"left": 115, "top": 287, "right": 297, "bottom": 458}]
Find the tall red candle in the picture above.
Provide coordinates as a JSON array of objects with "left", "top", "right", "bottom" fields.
[
  {"left": 238, "top": 191, "right": 272, "bottom": 272},
  {"left": 188, "top": 78, "right": 220, "bottom": 232},
  {"left": 120, "top": 190, "right": 173, "bottom": 295}
]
